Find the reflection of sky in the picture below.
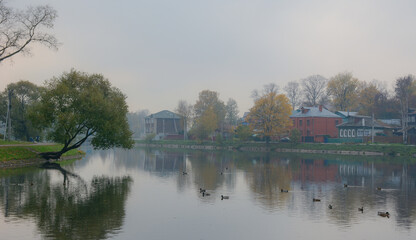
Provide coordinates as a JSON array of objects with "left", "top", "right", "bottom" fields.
[{"left": 2, "top": 148, "right": 416, "bottom": 239}]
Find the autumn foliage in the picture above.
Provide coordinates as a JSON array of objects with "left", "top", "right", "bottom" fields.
[{"left": 247, "top": 92, "right": 292, "bottom": 143}]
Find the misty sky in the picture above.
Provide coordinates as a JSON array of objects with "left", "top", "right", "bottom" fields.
[{"left": 1, "top": 0, "right": 416, "bottom": 114}]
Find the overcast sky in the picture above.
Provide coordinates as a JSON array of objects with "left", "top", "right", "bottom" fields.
[{"left": 1, "top": 0, "right": 416, "bottom": 114}]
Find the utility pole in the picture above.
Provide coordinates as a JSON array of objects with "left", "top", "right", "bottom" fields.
[
  {"left": 371, "top": 113, "right": 375, "bottom": 144},
  {"left": 5, "top": 89, "right": 13, "bottom": 141}
]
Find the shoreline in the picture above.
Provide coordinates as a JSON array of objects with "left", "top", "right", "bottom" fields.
[
  {"left": 136, "top": 142, "right": 399, "bottom": 157},
  {"left": 0, "top": 154, "right": 85, "bottom": 169}
]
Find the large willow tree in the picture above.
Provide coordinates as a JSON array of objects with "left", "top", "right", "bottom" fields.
[{"left": 29, "top": 69, "right": 133, "bottom": 160}]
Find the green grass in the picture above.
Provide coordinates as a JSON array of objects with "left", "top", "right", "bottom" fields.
[
  {"left": 0, "top": 139, "right": 34, "bottom": 145},
  {"left": 0, "top": 147, "right": 38, "bottom": 162},
  {"left": 0, "top": 144, "right": 84, "bottom": 162}
]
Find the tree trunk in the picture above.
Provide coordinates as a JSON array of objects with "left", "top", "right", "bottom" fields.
[{"left": 39, "top": 151, "right": 65, "bottom": 160}]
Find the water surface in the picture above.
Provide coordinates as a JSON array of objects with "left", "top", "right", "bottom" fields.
[{"left": 1, "top": 147, "right": 416, "bottom": 240}]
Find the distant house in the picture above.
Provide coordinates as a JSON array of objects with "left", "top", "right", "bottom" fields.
[
  {"left": 145, "top": 110, "right": 183, "bottom": 140},
  {"left": 337, "top": 115, "right": 395, "bottom": 139},
  {"left": 290, "top": 106, "right": 342, "bottom": 143},
  {"left": 395, "top": 109, "right": 416, "bottom": 144},
  {"left": 335, "top": 111, "right": 358, "bottom": 123}
]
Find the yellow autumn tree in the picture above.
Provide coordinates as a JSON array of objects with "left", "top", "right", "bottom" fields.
[
  {"left": 193, "top": 106, "right": 218, "bottom": 141},
  {"left": 247, "top": 92, "right": 292, "bottom": 143},
  {"left": 358, "top": 82, "right": 383, "bottom": 116},
  {"left": 327, "top": 72, "right": 360, "bottom": 111}
]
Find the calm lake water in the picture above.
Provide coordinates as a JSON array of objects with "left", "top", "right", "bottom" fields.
[{"left": 1, "top": 147, "right": 416, "bottom": 240}]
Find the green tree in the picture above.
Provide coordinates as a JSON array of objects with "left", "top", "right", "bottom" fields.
[
  {"left": 0, "top": 91, "right": 6, "bottom": 123},
  {"left": 247, "top": 92, "right": 292, "bottom": 143},
  {"left": 0, "top": 0, "right": 59, "bottom": 62},
  {"left": 327, "top": 72, "right": 360, "bottom": 111},
  {"left": 29, "top": 69, "right": 133, "bottom": 159},
  {"left": 289, "top": 129, "right": 301, "bottom": 145},
  {"left": 3, "top": 81, "right": 43, "bottom": 141},
  {"left": 236, "top": 125, "right": 252, "bottom": 141}
]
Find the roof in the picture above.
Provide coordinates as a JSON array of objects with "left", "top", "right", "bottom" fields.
[
  {"left": 290, "top": 107, "right": 341, "bottom": 118},
  {"left": 146, "top": 110, "right": 181, "bottom": 119},
  {"left": 335, "top": 111, "right": 358, "bottom": 118},
  {"left": 379, "top": 119, "right": 401, "bottom": 126},
  {"left": 337, "top": 118, "right": 395, "bottom": 129}
]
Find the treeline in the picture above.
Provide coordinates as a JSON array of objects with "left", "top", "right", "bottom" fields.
[
  {"left": 0, "top": 81, "right": 43, "bottom": 141},
  {"left": 3, "top": 72, "right": 415, "bottom": 143},
  {"left": 133, "top": 72, "right": 415, "bottom": 142}
]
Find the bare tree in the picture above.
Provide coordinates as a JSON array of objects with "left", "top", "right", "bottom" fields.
[
  {"left": 127, "top": 109, "right": 150, "bottom": 139},
  {"left": 251, "top": 83, "right": 279, "bottom": 101},
  {"left": 395, "top": 75, "right": 415, "bottom": 144},
  {"left": 225, "top": 98, "right": 239, "bottom": 126},
  {"left": 283, "top": 81, "right": 302, "bottom": 110},
  {"left": 0, "top": 0, "right": 59, "bottom": 63},
  {"left": 301, "top": 75, "right": 327, "bottom": 107},
  {"left": 175, "top": 100, "right": 193, "bottom": 140}
]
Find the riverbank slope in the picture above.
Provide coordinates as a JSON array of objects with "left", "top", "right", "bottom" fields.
[
  {"left": 0, "top": 141, "right": 85, "bottom": 168},
  {"left": 136, "top": 140, "right": 416, "bottom": 157}
]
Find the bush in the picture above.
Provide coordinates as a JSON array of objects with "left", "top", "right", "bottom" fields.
[
  {"left": 290, "top": 129, "right": 301, "bottom": 145},
  {"left": 216, "top": 134, "right": 224, "bottom": 145},
  {"left": 236, "top": 125, "right": 252, "bottom": 142},
  {"left": 145, "top": 133, "right": 156, "bottom": 143}
]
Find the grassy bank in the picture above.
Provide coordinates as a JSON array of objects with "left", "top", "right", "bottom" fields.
[
  {"left": 0, "top": 142, "right": 84, "bottom": 162},
  {"left": 136, "top": 140, "right": 416, "bottom": 157},
  {"left": 0, "top": 139, "right": 35, "bottom": 145}
]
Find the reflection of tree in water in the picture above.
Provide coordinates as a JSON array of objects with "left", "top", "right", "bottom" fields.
[
  {"left": 0, "top": 170, "right": 132, "bottom": 240},
  {"left": 244, "top": 154, "right": 292, "bottom": 210},
  {"left": 188, "top": 151, "right": 237, "bottom": 195}
]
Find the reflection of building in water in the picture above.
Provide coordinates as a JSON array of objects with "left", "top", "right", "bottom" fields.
[
  {"left": 144, "top": 150, "right": 186, "bottom": 175},
  {"left": 292, "top": 159, "right": 339, "bottom": 183},
  {"left": 338, "top": 164, "right": 374, "bottom": 176}
]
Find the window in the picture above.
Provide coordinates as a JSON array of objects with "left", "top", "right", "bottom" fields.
[
  {"left": 348, "top": 130, "right": 351, "bottom": 137},
  {"left": 352, "top": 130, "right": 355, "bottom": 137},
  {"left": 357, "top": 129, "right": 363, "bottom": 137},
  {"left": 344, "top": 129, "right": 347, "bottom": 137},
  {"left": 299, "top": 120, "right": 303, "bottom": 126},
  {"left": 340, "top": 130, "right": 343, "bottom": 137},
  {"left": 307, "top": 120, "right": 310, "bottom": 126}
]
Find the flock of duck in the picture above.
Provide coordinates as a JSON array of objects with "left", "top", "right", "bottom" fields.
[
  {"left": 184, "top": 170, "right": 390, "bottom": 218},
  {"left": 281, "top": 184, "right": 390, "bottom": 218},
  {"left": 199, "top": 187, "right": 229, "bottom": 200},
  {"left": 183, "top": 167, "right": 231, "bottom": 201}
]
